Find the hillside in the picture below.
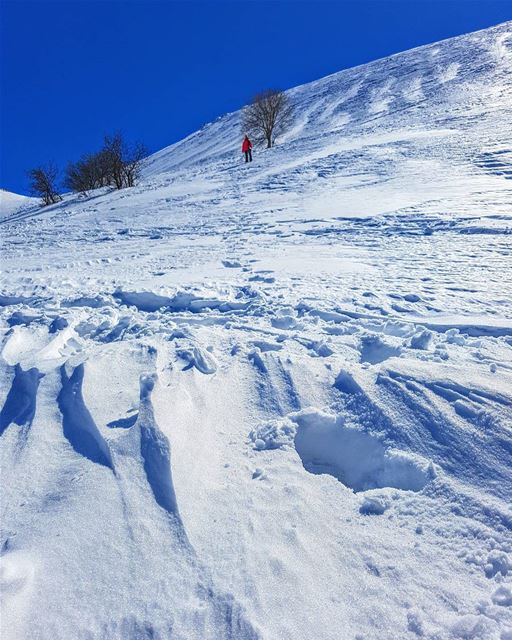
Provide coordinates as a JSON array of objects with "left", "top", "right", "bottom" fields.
[
  {"left": 0, "top": 190, "right": 37, "bottom": 217},
  {"left": 1, "top": 21, "right": 512, "bottom": 640}
]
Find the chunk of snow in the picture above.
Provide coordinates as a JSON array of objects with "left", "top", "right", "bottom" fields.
[
  {"left": 249, "top": 418, "right": 296, "bottom": 450},
  {"left": 359, "top": 495, "right": 390, "bottom": 515},
  {"left": 492, "top": 585, "right": 512, "bottom": 607},
  {"left": 410, "top": 328, "right": 434, "bottom": 350}
]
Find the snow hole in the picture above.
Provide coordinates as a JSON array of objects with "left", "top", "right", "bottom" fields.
[{"left": 292, "top": 409, "right": 433, "bottom": 493}]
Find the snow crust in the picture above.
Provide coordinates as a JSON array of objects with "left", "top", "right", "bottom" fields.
[{"left": 1, "top": 21, "right": 512, "bottom": 640}]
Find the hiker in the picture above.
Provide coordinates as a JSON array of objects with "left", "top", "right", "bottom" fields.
[{"left": 242, "top": 135, "right": 253, "bottom": 163}]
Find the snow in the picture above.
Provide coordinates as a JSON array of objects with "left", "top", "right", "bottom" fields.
[
  {"left": 1, "top": 20, "right": 512, "bottom": 640},
  {"left": 0, "top": 190, "right": 37, "bottom": 217}
]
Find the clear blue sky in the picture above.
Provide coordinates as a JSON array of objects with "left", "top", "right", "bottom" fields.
[{"left": 1, "top": 0, "right": 511, "bottom": 194}]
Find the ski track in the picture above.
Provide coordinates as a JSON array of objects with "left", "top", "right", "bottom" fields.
[{"left": 1, "top": 20, "right": 512, "bottom": 640}]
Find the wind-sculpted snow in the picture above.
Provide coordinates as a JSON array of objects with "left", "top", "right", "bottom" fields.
[
  {"left": 137, "top": 373, "right": 180, "bottom": 514},
  {"left": 0, "top": 365, "right": 42, "bottom": 436},
  {"left": 1, "top": 20, "right": 512, "bottom": 640},
  {"left": 57, "top": 364, "right": 114, "bottom": 470}
]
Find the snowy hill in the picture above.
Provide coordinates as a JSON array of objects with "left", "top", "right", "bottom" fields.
[
  {"left": 0, "top": 190, "right": 37, "bottom": 217},
  {"left": 1, "top": 22, "right": 512, "bottom": 640},
  {"left": 145, "top": 20, "right": 512, "bottom": 181}
]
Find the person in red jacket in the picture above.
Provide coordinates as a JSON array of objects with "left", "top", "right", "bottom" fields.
[{"left": 242, "top": 135, "right": 253, "bottom": 163}]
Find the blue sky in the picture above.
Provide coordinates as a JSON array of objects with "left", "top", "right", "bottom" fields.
[{"left": 1, "top": 0, "right": 511, "bottom": 194}]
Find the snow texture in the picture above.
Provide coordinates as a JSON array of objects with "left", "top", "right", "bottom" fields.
[{"left": 1, "top": 21, "right": 512, "bottom": 640}]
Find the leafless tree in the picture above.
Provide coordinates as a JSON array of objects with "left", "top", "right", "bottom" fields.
[
  {"left": 62, "top": 132, "right": 147, "bottom": 198},
  {"left": 64, "top": 150, "right": 115, "bottom": 195},
  {"left": 64, "top": 155, "right": 95, "bottom": 195},
  {"left": 102, "top": 133, "right": 126, "bottom": 189},
  {"left": 102, "top": 132, "right": 146, "bottom": 189},
  {"left": 122, "top": 142, "right": 147, "bottom": 187},
  {"left": 65, "top": 133, "right": 147, "bottom": 195},
  {"left": 91, "top": 149, "right": 115, "bottom": 188},
  {"left": 27, "top": 164, "right": 62, "bottom": 206},
  {"left": 241, "top": 89, "right": 293, "bottom": 148}
]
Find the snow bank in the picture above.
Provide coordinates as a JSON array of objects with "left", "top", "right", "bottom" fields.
[{"left": 113, "top": 288, "right": 251, "bottom": 314}]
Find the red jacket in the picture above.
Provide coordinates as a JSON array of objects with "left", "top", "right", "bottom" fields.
[{"left": 242, "top": 138, "right": 252, "bottom": 152}]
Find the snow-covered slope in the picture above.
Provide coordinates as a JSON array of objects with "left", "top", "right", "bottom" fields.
[
  {"left": 1, "top": 22, "right": 512, "bottom": 640},
  {"left": 0, "top": 190, "right": 37, "bottom": 217},
  {"left": 145, "top": 20, "right": 512, "bottom": 182}
]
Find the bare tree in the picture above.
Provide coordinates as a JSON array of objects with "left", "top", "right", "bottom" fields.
[
  {"left": 64, "top": 150, "right": 115, "bottom": 196},
  {"left": 122, "top": 141, "right": 147, "bottom": 187},
  {"left": 102, "top": 133, "right": 125, "bottom": 189},
  {"left": 63, "top": 133, "right": 147, "bottom": 198},
  {"left": 241, "top": 89, "right": 293, "bottom": 149},
  {"left": 27, "top": 164, "right": 62, "bottom": 206},
  {"left": 95, "top": 149, "right": 115, "bottom": 187},
  {"left": 102, "top": 132, "right": 146, "bottom": 189},
  {"left": 64, "top": 156, "right": 95, "bottom": 195}
]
